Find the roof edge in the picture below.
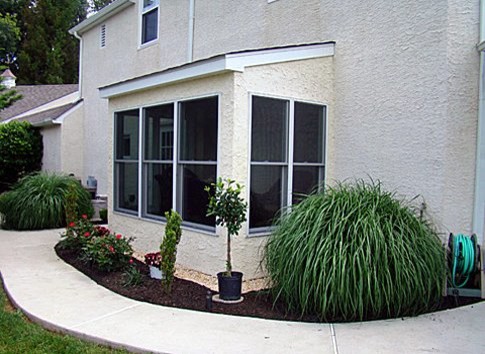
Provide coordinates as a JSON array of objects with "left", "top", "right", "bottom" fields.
[
  {"left": 69, "top": 0, "right": 135, "bottom": 35},
  {"left": 99, "top": 42, "right": 335, "bottom": 99}
]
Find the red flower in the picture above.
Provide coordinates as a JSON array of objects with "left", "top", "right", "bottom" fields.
[
  {"left": 116, "top": 234, "right": 122, "bottom": 240},
  {"left": 109, "top": 245, "right": 115, "bottom": 253},
  {"left": 84, "top": 231, "right": 90, "bottom": 237},
  {"left": 129, "top": 259, "right": 134, "bottom": 264},
  {"left": 68, "top": 222, "right": 76, "bottom": 228},
  {"left": 82, "top": 214, "right": 88, "bottom": 219}
]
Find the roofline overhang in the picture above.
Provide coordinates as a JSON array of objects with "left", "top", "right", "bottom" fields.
[
  {"left": 99, "top": 42, "right": 335, "bottom": 99},
  {"left": 69, "top": 0, "right": 135, "bottom": 36}
]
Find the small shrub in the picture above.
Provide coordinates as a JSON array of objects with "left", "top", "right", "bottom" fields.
[
  {"left": 59, "top": 214, "right": 96, "bottom": 251},
  {"left": 83, "top": 233, "right": 134, "bottom": 272},
  {"left": 99, "top": 208, "right": 108, "bottom": 223},
  {"left": 0, "top": 173, "right": 94, "bottom": 230},
  {"left": 160, "top": 210, "right": 182, "bottom": 293},
  {"left": 65, "top": 183, "right": 79, "bottom": 225},
  {"left": 264, "top": 180, "right": 446, "bottom": 321},
  {"left": 0, "top": 121, "right": 43, "bottom": 193},
  {"left": 122, "top": 262, "right": 142, "bottom": 287}
]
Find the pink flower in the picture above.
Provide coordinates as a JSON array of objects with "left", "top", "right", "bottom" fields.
[
  {"left": 129, "top": 259, "right": 134, "bottom": 264},
  {"left": 82, "top": 214, "right": 88, "bottom": 219},
  {"left": 109, "top": 246, "right": 115, "bottom": 253},
  {"left": 84, "top": 232, "right": 90, "bottom": 237},
  {"left": 116, "top": 234, "right": 122, "bottom": 240},
  {"left": 69, "top": 222, "right": 75, "bottom": 228}
]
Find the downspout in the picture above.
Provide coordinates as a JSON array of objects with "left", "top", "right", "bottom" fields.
[
  {"left": 72, "top": 30, "right": 83, "bottom": 98},
  {"left": 187, "top": 0, "right": 195, "bottom": 62},
  {"left": 474, "top": 0, "right": 485, "bottom": 243}
]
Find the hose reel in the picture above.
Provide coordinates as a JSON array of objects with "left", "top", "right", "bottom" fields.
[{"left": 447, "top": 233, "right": 481, "bottom": 292}]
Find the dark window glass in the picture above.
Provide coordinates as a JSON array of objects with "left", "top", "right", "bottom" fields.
[
  {"left": 250, "top": 165, "right": 286, "bottom": 229},
  {"left": 115, "top": 110, "right": 139, "bottom": 160},
  {"left": 179, "top": 97, "right": 218, "bottom": 161},
  {"left": 146, "top": 163, "right": 173, "bottom": 216},
  {"left": 251, "top": 96, "right": 288, "bottom": 162},
  {"left": 145, "top": 104, "right": 174, "bottom": 161},
  {"left": 142, "top": 8, "right": 158, "bottom": 44},
  {"left": 116, "top": 163, "right": 138, "bottom": 211},
  {"left": 181, "top": 164, "right": 216, "bottom": 226},
  {"left": 294, "top": 102, "right": 325, "bottom": 163},
  {"left": 292, "top": 166, "right": 322, "bottom": 204}
]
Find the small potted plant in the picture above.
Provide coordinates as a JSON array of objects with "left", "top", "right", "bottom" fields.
[
  {"left": 206, "top": 177, "right": 247, "bottom": 301},
  {"left": 144, "top": 252, "right": 163, "bottom": 279}
]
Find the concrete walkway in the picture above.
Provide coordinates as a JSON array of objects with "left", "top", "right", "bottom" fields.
[{"left": 0, "top": 229, "right": 484, "bottom": 354}]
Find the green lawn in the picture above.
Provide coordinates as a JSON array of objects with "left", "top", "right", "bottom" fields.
[{"left": 0, "top": 281, "right": 128, "bottom": 354}]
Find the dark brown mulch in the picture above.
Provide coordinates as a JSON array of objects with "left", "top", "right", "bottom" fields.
[{"left": 55, "top": 244, "right": 483, "bottom": 323}]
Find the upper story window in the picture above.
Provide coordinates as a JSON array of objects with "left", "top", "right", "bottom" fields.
[{"left": 141, "top": 0, "right": 159, "bottom": 45}]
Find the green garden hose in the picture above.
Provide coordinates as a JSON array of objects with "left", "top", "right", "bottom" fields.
[{"left": 450, "top": 234, "right": 476, "bottom": 288}]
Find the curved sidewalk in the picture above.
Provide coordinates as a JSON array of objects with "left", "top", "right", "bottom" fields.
[{"left": 0, "top": 229, "right": 484, "bottom": 354}]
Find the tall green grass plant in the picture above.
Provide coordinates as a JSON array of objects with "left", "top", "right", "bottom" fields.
[
  {"left": 264, "top": 180, "right": 446, "bottom": 321},
  {"left": 0, "top": 172, "right": 93, "bottom": 230}
]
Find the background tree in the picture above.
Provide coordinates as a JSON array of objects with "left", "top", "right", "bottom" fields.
[
  {"left": 0, "top": 13, "right": 21, "bottom": 68},
  {"left": 16, "top": 0, "right": 88, "bottom": 84},
  {"left": 89, "top": 0, "right": 114, "bottom": 13}
]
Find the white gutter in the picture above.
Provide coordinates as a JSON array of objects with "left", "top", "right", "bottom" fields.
[
  {"left": 72, "top": 31, "right": 83, "bottom": 97},
  {"left": 187, "top": 0, "right": 195, "bottom": 62},
  {"left": 100, "top": 42, "right": 335, "bottom": 99},
  {"left": 474, "top": 0, "right": 485, "bottom": 243}
]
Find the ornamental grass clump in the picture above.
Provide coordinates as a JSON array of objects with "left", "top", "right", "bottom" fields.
[
  {"left": 0, "top": 172, "right": 93, "bottom": 230},
  {"left": 264, "top": 180, "right": 446, "bottom": 322}
]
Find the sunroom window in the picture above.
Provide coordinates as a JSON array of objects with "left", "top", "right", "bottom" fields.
[
  {"left": 249, "top": 95, "right": 326, "bottom": 232},
  {"left": 114, "top": 96, "right": 218, "bottom": 230}
]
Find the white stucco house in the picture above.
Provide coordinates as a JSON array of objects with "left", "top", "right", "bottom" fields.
[
  {"left": 0, "top": 70, "right": 84, "bottom": 177},
  {"left": 65, "top": 0, "right": 484, "bottom": 279}
]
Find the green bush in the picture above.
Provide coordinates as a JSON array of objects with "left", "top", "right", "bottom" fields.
[
  {"left": 0, "top": 121, "right": 43, "bottom": 193},
  {"left": 264, "top": 180, "right": 446, "bottom": 321},
  {"left": 0, "top": 173, "right": 93, "bottom": 230},
  {"left": 160, "top": 210, "right": 182, "bottom": 293}
]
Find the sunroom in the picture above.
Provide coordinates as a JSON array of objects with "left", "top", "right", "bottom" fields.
[{"left": 99, "top": 42, "right": 335, "bottom": 279}]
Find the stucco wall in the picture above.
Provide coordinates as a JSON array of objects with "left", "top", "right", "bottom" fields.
[
  {"left": 40, "top": 126, "right": 61, "bottom": 172},
  {"left": 60, "top": 104, "right": 84, "bottom": 178},
  {"left": 78, "top": 0, "right": 480, "bottom": 243},
  {"left": 107, "top": 57, "right": 333, "bottom": 278}
]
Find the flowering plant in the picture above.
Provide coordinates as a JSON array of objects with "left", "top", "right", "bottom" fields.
[
  {"left": 82, "top": 233, "right": 134, "bottom": 272},
  {"left": 144, "top": 252, "right": 162, "bottom": 267},
  {"left": 60, "top": 214, "right": 96, "bottom": 251}
]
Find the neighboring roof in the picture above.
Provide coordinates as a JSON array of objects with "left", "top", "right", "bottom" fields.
[
  {"left": 16, "top": 101, "right": 82, "bottom": 126},
  {"left": 1, "top": 69, "right": 16, "bottom": 79},
  {"left": 100, "top": 41, "right": 336, "bottom": 98},
  {"left": 69, "top": 0, "right": 135, "bottom": 35},
  {"left": 0, "top": 84, "right": 78, "bottom": 121}
]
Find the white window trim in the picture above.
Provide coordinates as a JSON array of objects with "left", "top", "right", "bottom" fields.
[
  {"left": 247, "top": 93, "right": 328, "bottom": 237},
  {"left": 139, "top": 0, "right": 159, "bottom": 47},
  {"left": 113, "top": 93, "right": 221, "bottom": 234}
]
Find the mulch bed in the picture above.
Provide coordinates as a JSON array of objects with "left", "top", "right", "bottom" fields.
[{"left": 55, "top": 244, "right": 483, "bottom": 323}]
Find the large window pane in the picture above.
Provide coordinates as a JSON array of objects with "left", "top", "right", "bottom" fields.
[
  {"left": 251, "top": 96, "right": 288, "bottom": 162},
  {"left": 181, "top": 164, "right": 216, "bottom": 226},
  {"left": 146, "top": 163, "right": 173, "bottom": 216},
  {"left": 250, "top": 165, "right": 287, "bottom": 229},
  {"left": 116, "top": 163, "right": 138, "bottom": 211},
  {"left": 145, "top": 104, "right": 174, "bottom": 161},
  {"left": 294, "top": 102, "right": 325, "bottom": 163},
  {"left": 292, "top": 166, "right": 322, "bottom": 204},
  {"left": 115, "top": 110, "right": 139, "bottom": 160},
  {"left": 142, "top": 8, "right": 158, "bottom": 43},
  {"left": 179, "top": 97, "right": 218, "bottom": 161}
]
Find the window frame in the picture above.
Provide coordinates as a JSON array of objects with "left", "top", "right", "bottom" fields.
[
  {"left": 113, "top": 94, "right": 220, "bottom": 234},
  {"left": 248, "top": 93, "right": 328, "bottom": 236},
  {"left": 140, "top": 0, "right": 159, "bottom": 46}
]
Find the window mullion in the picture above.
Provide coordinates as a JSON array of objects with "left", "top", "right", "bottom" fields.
[
  {"left": 287, "top": 100, "right": 295, "bottom": 207},
  {"left": 137, "top": 107, "right": 143, "bottom": 218},
  {"left": 173, "top": 102, "right": 179, "bottom": 213}
]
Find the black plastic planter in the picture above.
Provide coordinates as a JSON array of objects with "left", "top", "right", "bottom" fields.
[{"left": 217, "top": 271, "right": 243, "bottom": 300}]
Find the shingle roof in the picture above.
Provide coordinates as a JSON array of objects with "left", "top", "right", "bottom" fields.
[
  {"left": 16, "top": 101, "right": 82, "bottom": 126},
  {"left": 1, "top": 69, "right": 16, "bottom": 79},
  {"left": 0, "top": 84, "right": 78, "bottom": 121}
]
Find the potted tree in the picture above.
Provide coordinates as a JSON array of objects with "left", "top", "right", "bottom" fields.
[{"left": 206, "top": 178, "right": 247, "bottom": 301}]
